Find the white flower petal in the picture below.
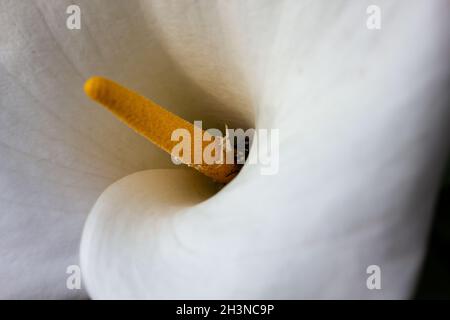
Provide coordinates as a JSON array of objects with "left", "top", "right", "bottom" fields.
[{"left": 1, "top": 0, "right": 449, "bottom": 298}]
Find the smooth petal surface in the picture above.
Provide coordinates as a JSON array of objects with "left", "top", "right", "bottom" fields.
[{"left": 1, "top": 0, "right": 449, "bottom": 298}]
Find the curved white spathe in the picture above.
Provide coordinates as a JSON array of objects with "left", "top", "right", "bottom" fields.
[
  {"left": 80, "top": 169, "right": 220, "bottom": 299},
  {"left": 1, "top": 0, "right": 449, "bottom": 298},
  {"left": 80, "top": 0, "right": 450, "bottom": 299}
]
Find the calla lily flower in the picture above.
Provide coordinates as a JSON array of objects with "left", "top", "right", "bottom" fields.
[{"left": 0, "top": 0, "right": 449, "bottom": 299}]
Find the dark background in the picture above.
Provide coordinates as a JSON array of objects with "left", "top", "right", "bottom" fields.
[{"left": 415, "top": 160, "right": 450, "bottom": 299}]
